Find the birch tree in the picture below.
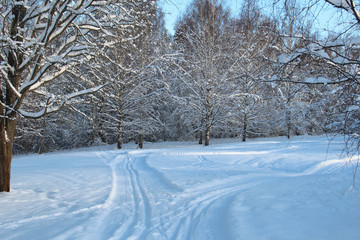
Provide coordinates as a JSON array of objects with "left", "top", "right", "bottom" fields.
[
  {"left": 174, "top": 0, "right": 232, "bottom": 146},
  {"left": 227, "top": 0, "right": 280, "bottom": 142}
]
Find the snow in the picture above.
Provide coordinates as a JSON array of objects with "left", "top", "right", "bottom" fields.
[
  {"left": 327, "top": 0, "right": 353, "bottom": 11},
  {"left": 1, "top": 135, "right": 359, "bottom": 240},
  {"left": 304, "top": 77, "right": 331, "bottom": 84},
  {"left": 277, "top": 53, "right": 300, "bottom": 63},
  {"left": 347, "top": 105, "right": 359, "bottom": 111}
]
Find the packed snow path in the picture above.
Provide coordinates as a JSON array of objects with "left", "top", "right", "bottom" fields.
[{"left": 0, "top": 136, "right": 359, "bottom": 240}]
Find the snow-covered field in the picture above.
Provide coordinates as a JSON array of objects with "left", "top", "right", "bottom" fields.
[{"left": 0, "top": 135, "right": 359, "bottom": 240}]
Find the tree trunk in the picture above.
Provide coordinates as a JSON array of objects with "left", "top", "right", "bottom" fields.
[
  {"left": 205, "top": 98, "right": 211, "bottom": 146},
  {"left": 1, "top": 78, "right": 18, "bottom": 191},
  {"left": 91, "top": 101, "right": 98, "bottom": 144},
  {"left": 138, "top": 134, "right": 143, "bottom": 149},
  {"left": 205, "top": 112, "right": 211, "bottom": 146},
  {"left": 138, "top": 112, "right": 143, "bottom": 149},
  {"left": 0, "top": 118, "right": 17, "bottom": 192},
  {"left": 198, "top": 131, "right": 203, "bottom": 145},
  {"left": 0, "top": 144, "right": 12, "bottom": 192},
  {"left": 116, "top": 89, "right": 124, "bottom": 149},
  {"left": 117, "top": 117, "right": 123, "bottom": 149},
  {"left": 39, "top": 116, "right": 47, "bottom": 154},
  {"left": 205, "top": 125, "right": 210, "bottom": 146},
  {"left": 287, "top": 121, "right": 291, "bottom": 139},
  {"left": 286, "top": 104, "right": 291, "bottom": 139},
  {"left": 0, "top": 3, "right": 26, "bottom": 191},
  {"left": 242, "top": 113, "right": 247, "bottom": 142}
]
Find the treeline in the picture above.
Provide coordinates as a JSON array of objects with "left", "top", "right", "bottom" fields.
[{"left": 12, "top": 0, "right": 359, "bottom": 154}]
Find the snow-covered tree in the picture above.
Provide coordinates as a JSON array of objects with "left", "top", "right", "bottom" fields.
[
  {"left": 270, "top": 0, "right": 320, "bottom": 139},
  {"left": 307, "top": 35, "right": 360, "bottom": 159},
  {"left": 0, "top": 0, "right": 150, "bottom": 192},
  {"left": 325, "top": 0, "right": 360, "bottom": 24},
  {"left": 269, "top": 0, "right": 359, "bottom": 177},
  {"left": 226, "top": 0, "right": 280, "bottom": 142},
  {"left": 173, "top": 0, "right": 235, "bottom": 146},
  {"left": 87, "top": 2, "right": 172, "bottom": 149}
]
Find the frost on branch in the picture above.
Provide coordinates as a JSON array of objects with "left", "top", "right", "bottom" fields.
[
  {"left": 0, "top": 0, "right": 152, "bottom": 191},
  {"left": 325, "top": 0, "right": 360, "bottom": 24},
  {"left": 0, "top": 0, "right": 147, "bottom": 119},
  {"left": 327, "top": 0, "right": 353, "bottom": 11}
]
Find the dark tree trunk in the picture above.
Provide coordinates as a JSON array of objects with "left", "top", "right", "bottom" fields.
[
  {"left": 0, "top": 2, "right": 26, "bottom": 191},
  {"left": 39, "top": 116, "right": 47, "bottom": 154},
  {"left": 138, "top": 134, "right": 143, "bottom": 149},
  {"left": 286, "top": 101, "right": 291, "bottom": 139},
  {"left": 0, "top": 118, "right": 16, "bottom": 192},
  {"left": 92, "top": 101, "right": 98, "bottom": 144},
  {"left": 205, "top": 102, "right": 211, "bottom": 146},
  {"left": 198, "top": 130, "right": 203, "bottom": 144},
  {"left": 117, "top": 118, "right": 123, "bottom": 149},
  {"left": 138, "top": 112, "right": 143, "bottom": 149},
  {"left": 0, "top": 144, "right": 12, "bottom": 192},
  {"left": 242, "top": 114, "right": 247, "bottom": 142}
]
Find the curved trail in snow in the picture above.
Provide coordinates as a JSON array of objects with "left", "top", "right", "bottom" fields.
[
  {"left": 39, "top": 151, "right": 260, "bottom": 240},
  {"left": 2, "top": 136, "right": 356, "bottom": 240},
  {"left": 78, "top": 151, "right": 334, "bottom": 240},
  {"left": 74, "top": 152, "right": 263, "bottom": 240}
]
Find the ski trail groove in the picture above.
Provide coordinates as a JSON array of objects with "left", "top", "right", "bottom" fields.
[
  {"left": 78, "top": 154, "right": 127, "bottom": 240},
  {"left": 50, "top": 152, "right": 127, "bottom": 240},
  {"left": 53, "top": 152, "right": 262, "bottom": 240},
  {"left": 112, "top": 155, "right": 152, "bottom": 240},
  {"left": 168, "top": 181, "right": 259, "bottom": 240}
]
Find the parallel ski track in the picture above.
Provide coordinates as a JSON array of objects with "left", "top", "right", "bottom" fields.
[
  {"left": 3, "top": 150, "right": 313, "bottom": 240},
  {"left": 111, "top": 155, "right": 152, "bottom": 240},
  {"left": 60, "top": 152, "right": 263, "bottom": 240}
]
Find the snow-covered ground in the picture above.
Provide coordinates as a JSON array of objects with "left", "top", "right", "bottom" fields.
[{"left": 0, "top": 135, "right": 359, "bottom": 240}]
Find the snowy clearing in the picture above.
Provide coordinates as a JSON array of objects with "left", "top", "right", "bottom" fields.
[{"left": 0, "top": 135, "right": 359, "bottom": 240}]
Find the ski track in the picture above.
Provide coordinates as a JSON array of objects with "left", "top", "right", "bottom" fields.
[
  {"left": 2, "top": 137, "right": 351, "bottom": 240},
  {"left": 168, "top": 182, "right": 259, "bottom": 240},
  {"left": 115, "top": 153, "right": 260, "bottom": 239},
  {"left": 114, "top": 155, "right": 152, "bottom": 240},
  {"left": 71, "top": 152, "right": 262, "bottom": 240},
  {"left": 60, "top": 151, "right": 334, "bottom": 239}
]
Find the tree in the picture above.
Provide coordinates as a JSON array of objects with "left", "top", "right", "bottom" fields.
[
  {"left": 325, "top": 0, "right": 360, "bottom": 24},
  {"left": 272, "top": 0, "right": 359, "bottom": 181},
  {"left": 226, "top": 0, "right": 280, "bottom": 142},
  {"left": 173, "top": 0, "right": 234, "bottom": 146},
  {"left": 306, "top": 33, "right": 360, "bottom": 170},
  {"left": 271, "top": 0, "right": 321, "bottom": 139},
  {"left": 89, "top": 2, "right": 171, "bottom": 149},
  {"left": 0, "top": 0, "right": 147, "bottom": 192}
]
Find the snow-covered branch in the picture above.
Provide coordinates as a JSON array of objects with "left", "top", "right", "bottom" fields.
[
  {"left": 18, "top": 83, "right": 107, "bottom": 119},
  {"left": 325, "top": 0, "right": 360, "bottom": 24}
]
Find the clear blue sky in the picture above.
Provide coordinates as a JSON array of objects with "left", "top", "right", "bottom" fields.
[{"left": 159, "top": 0, "right": 347, "bottom": 37}]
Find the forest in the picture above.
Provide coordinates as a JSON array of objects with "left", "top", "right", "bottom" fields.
[{"left": 0, "top": 0, "right": 359, "bottom": 191}]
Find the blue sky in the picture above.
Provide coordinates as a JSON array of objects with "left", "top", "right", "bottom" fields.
[{"left": 159, "top": 0, "right": 347, "bottom": 37}]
